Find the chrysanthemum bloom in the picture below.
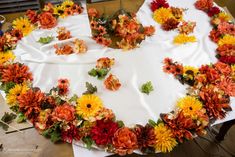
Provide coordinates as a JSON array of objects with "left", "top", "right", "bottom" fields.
[
  {"left": 134, "top": 124, "right": 156, "bottom": 152},
  {"left": 161, "top": 112, "right": 194, "bottom": 143},
  {"left": 153, "top": 8, "right": 174, "bottom": 24},
  {"left": 162, "top": 18, "right": 179, "bottom": 31},
  {"left": 154, "top": 123, "right": 177, "bottom": 153},
  {"left": 56, "top": 27, "right": 72, "bottom": 40},
  {"left": 54, "top": 44, "right": 73, "bottom": 55},
  {"left": 76, "top": 94, "right": 103, "bottom": 120},
  {"left": 73, "top": 39, "right": 87, "bottom": 53},
  {"left": 91, "top": 120, "right": 119, "bottom": 146},
  {"left": 0, "top": 33, "right": 17, "bottom": 51},
  {"left": 214, "top": 61, "right": 232, "bottom": 76},
  {"left": 0, "top": 51, "right": 15, "bottom": 64},
  {"left": 199, "top": 65, "right": 220, "bottom": 83},
  {"left": 150, "top": 0, "right": 169, "bottom": 12},
  {"left": 52, "top": 103, "right": 75, "bottom": 121},
  {"left": 1, "top": 63, "right": 33, "bottom": 84},
  {"left": 104, "top": 74, "right": 121, "bottom": 91},
  {"left": 219, "top": 56, "right": 235, "bottom": 64},
  {"left": 177, "top": 96, "right": 203, "bottom": 118},
  {"left": 38, "top": 12, "right": 57, "bottom": 29},
  {"left": 96, "top": 57, "right": 115, "bottom": 69},
  {"left": 199, "top": 85, "right": 231, "bottom": 119},
  {"left": 12, "top": 17, "right": 34, "bottom": 36},
  {"left": 26, "top": 10, "right": 38, "bottom": 24},
  {"left": 171, "top": 7, "right": 183, "bottom": 21},
  {"left": 61, "top": 124, "right": 80, "bottom": 143},
  {"left": 18, "top": 89, "right": 45, "bottom": 122},
  {"left": 6, "top": 83, "right": 29, "bottom": 106},
  {"left": 209, "top": 29, "right": 222, "bottom": 43},
  {"left": 207, "top": 6, "right": 220, "bottom": 17},
  {"left": 217, "top": 22, "right": 235, "bottom": 36},
  {"left": 218, "top": 35, "right": 235, "bottom": 46},
  {"left": 10, "top": 29, "right": 23, "bottom": 40},
  {"left": 173, "top": 34, "right": 196, "bottom": 44},
  {"left": 178, "top": 21, "right": 196, "bottom": 35},
  {"left": 216, "top": 44, "right": 235, "bottom": 57},
  {"left": 216, "top": 77, "right": 235, "bottom": 96},
  {"left": 194, "top": 0, "right": 213, "bottom": 11},
  {"left": 112, "top": 127, "right": 138, "bottom": 156}
]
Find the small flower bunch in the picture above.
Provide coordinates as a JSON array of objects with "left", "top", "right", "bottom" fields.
[
  {"left": 163, "top": 58, "right": 234, "bottom": 120},
  {"left": 195, "top": 0, "right": 235, "bottom": 64},
  {"left": 88, "top": 8, "right": 155, "bottom": 50},
  {"left": 54, "top": 38, "right": 87, "bottom": 55},
  {"left": 151, "top": 0, "right": 197, "bottom": 44},
  {"left": 56, "top": 27, "right": 72, "bottom": 41}
]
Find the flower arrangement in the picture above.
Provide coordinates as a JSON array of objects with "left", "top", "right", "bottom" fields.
[
  {"left": 0, "top": 0, "right": 234, "bottom": 156},
  {"left": 88, "top": 8, "right": 155, "bottom": 50},
  {"left": 194, "top": 0, "right": 235, "bottom": 64},
  {"left": 151, "top": 0, "right": 197, "bottom": 44}
]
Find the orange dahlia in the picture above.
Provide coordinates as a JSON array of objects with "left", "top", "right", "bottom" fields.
[
  {"left": 18, "top": 89, "right": 45, "bottom": 122},
  {"left": 52, "top": 103, "right": 75, "bottom": 122},
  {"left": 112, "top": 127, "right": 138, "bottom": 156},
  {"left": 1, "top": 63, "right": 33, "bottom": 84},
  {"left": 38, "top": 12, "right": 57, "bottom": 29}
]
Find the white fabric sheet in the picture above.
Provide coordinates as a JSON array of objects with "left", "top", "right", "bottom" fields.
[{"left": 9, "top": 0, "right": 235, "bottom": 157}]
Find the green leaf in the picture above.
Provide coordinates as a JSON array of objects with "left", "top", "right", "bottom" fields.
[
  {"left": 82, "top": 136, "right": 93, "bottom": 149},
  {"left": 0, "top": 112, "right": 17, "bottom": 131},
  {"left": 0, "top": 82, "right": 16, "bottom": 93},
  {"left": 16, "top": 113, "right": 26, "bottom": 123},
  {"left": 83, "top": 82, "right": 97, "bottom": 95},
  {"left": 10, "top": 105, "right": 19, "bottom": 113},
  {"left": 148, "top": 119, "right": 157, "bottom": 127},
  {"left": 88, "top": 68, "right": 98, "bottom": 77},
  {"left": 140, "top": 81, "right": 154, "bottom": 95},
  {"left": 38, "top": 36, "right": 54, "bottom": 44},
  {"left": 42, "top": 122, "right": 61, "bottom": 143},
  {"left": 69, "top": 94, "right": 79, "bottom": 103},
  {"left": 117, "top": 120, "right": 125, "bottom": 128}
]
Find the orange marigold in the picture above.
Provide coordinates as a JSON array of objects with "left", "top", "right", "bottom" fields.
[
  {"left": 112, "top": 127, "right": 138, "bottom": 156},
  {"left": 1, "top": 63, "right": 33, "bottom": 84}
]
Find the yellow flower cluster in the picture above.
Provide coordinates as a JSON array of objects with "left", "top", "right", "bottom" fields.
[
  {"left": 218, "top": 35, "right": 235, "bottom": 46},
  {"left": 0, "top": 51, "right": 15, "bottom": 64},
  {"left": 218, "top": 12, "right": 231, "bottom": 22},
  {"left": 54, "top": 0, "right": 74, "bottom": 18},
  {"left": 153, "top": 8, "right": 174, "bottom": 24},
  {"left": 173, "top": 34, "right": 196, "bottom": 44},
  {"left": 154, "top": 123, "right": 177, "bottom": 153}
]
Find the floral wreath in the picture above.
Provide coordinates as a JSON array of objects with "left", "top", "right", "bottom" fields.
[{"left": 0, "top": 0, "right": 234, "bottom": 156}]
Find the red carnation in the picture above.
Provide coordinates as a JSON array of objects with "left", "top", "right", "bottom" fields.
[
  {"left": 219, "top": 56, "right": 235, "bottom": 64},
  {"left": 150, "top": 0, "right": 169, "bottom": 12},
  {"left": 61, "top": 124, "right": 80, "bottom": 143},
  {"left": 91, "top": 120, "right": 119, "bottom": 146},
  {"left": 207, "top": 6, "right": 220, "bottom": 17}
]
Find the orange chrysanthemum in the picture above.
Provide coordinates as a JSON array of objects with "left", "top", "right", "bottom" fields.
[{"left": 1, "top": 63, "right": 33, "bottom": 84}]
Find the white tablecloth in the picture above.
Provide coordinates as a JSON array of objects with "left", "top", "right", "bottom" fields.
[{"left": 9, "top": 0, "right": 235, "bottom": 157}]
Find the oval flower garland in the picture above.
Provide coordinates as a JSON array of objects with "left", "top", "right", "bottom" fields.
[{"left": 0, "top": 0, "right": 234, "bottom": 156}]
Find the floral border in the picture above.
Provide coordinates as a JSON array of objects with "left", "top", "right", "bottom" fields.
[{"left": 0, "top": 0, "right": 234, "bottom": 156}]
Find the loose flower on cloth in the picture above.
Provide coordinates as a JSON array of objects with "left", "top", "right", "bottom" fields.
[{"left": 56, "top": 27, "right": 72, "bottom": 41}]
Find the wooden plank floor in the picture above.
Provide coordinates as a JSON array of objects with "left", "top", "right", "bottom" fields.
[{"left": 0, "top": 1, "right": 235, "bottom": 157}]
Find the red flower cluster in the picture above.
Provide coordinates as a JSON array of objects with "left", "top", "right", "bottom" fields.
[
  {"left": 150, "top": 0, "right": 169, "bottom": 12},
  {"left": 207, "top": 6, "right": 220, "bottom": 17},
  {"left": 163, "top": 58, "right": 183, "bottom": 76},
  {"left": 91, "top": 120, "right": 119, "bottom": 146},
  {"left": 26, "top": 10, "right": 38, "bottom": 24},
  {"left": 62, "top": 124, "right": 80, "bottom": 143},
  {"left": 195, "top": 0, "right": 213, "bottom": 11}
]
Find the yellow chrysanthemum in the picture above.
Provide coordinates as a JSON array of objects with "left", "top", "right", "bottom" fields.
[
  {"left": 218, "top": 35, "right": 235, "bottom": 46},
  {"left": 153, "top": 8, "right": 174, "bottom": 24},
  {"left": 54, "top": 5, "right": 66, "bottom": 18},
  {"left": 177, "top": 96, "right": 203, "bottom": 118},
  {"left": 12, "top": 17, "right": 34, "bottom": 36},
  {"left": 0, "top": 51, "right": 15, "bottom": 64},
  {"left": 76, "top": 94, "right": 103, "bottom": 119},
  {"left": 6, "top": 83, "right": 29, "bottom": 106},
  {"left": 173, "top": 34, "right": 196, "bottom": 44},
  {"left": 154, "top": 123, "right": 177, "bottom": 153},
  {"left": 62, "top": 0, "right": 74, "bottom": 8},
  {"left": 218, "top": 12, "right": 231, "bottom": 22}
]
